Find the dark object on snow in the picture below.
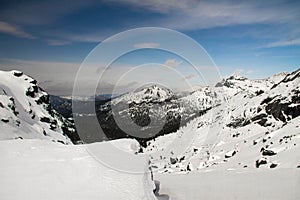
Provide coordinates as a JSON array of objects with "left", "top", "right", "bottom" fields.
[
  {"left": 57, "top": 140, "right": 66, "bottom": 145},
  {"left": 1, "top": 118, "right": 9, "bottom": 123},
  {"left": 170, "top": 157, "right": 177, "bottom": 165},
  {"left": 13, "top": 71, "right": 23, "bottom": 77},
  {"left": 270, "top": 163, "right": 278, "bottom": 168},
  {"left": 255, "top": 158, "right": 267, "bottom": 168},
  {"left": 225, "top": 150, "right": 236, "bottom": 158},
  {"left": 262, "top": 149, "right": 276, "bottom": 156}
]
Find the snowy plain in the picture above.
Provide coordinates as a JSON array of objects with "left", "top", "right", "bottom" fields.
[{"left": 0, "top": 139, "right": 157, "bottom": 200}]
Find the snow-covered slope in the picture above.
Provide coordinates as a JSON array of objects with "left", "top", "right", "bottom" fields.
[
  {"left": 145, "top": 69, "right": 300, "bottom": 173},
  {"left": 0, "top": 139, "right": 157, "bottom": 200},
  {"left": 0, "top": 70, "right": 79, "bottom": 144},
  {"left": 111, "top": 85, "right": 174, "bottom": 105}
]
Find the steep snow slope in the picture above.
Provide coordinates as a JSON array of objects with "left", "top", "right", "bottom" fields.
[
  {"left": 145, "top": 69, "right": 300, "bottom": 173},
  {"left": 0, "top": 139, "right": 157, "bottom": 200},
  {"left": 0, "top": 70, "right": 79, "bottom": 144}
]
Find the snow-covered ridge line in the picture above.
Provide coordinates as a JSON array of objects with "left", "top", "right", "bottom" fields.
[
  {"left": 146, "top": 68, "right": 300, "bottom": 173},
  {"left": 0, "top": 70, "right": 79, "bottom": 144}
]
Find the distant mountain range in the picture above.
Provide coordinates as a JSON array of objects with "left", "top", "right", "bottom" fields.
[
  {"left": 1, "top": 68, "right": 299, "bottom": 171},
  {"left": 145, "top": 68, "right": 300, "bottom": 173}
]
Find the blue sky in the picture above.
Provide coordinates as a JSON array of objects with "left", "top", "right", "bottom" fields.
[{"left": 0, "top": 0, "right": 300, "bottom": 95}]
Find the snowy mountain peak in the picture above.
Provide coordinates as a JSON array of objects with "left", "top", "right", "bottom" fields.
[
  {"left": 145, "top": 68, "right": 300, "bottom": 174},
  {"left": 271, "top": 68, "right": 300, "bottom": 89},
  {"left": 0, "top": 70, "right": 79, "bottom": 144},
  {"left": 112, "top": 84, "right": 174, "bottom": 105}
]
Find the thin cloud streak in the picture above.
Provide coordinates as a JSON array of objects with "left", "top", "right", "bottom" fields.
[
  {"left": 109, "top": 0, "right": 300, "bottom": 30},
  {"left": 264, "top": 38, "right": 300, "bottom": 48},
  {"left": 1, "top": 0, "right": 299, "bottom": 44},
  {"left": 0, "top": 21, "right": 35, "bottom": 39},
  {"left": 164, "top": 59, "right": 182, "bottom": 67},
  {"left": 46, "top": 39, "right": 71, "bottom": 46},
  {"left": 133, "top": 42, "right": 160, "bottom": 48}
]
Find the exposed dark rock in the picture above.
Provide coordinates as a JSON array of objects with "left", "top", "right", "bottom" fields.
[
  {"left": 50, "top": 124, "right": 57, "bottom": 130},
  {"left": 1, "top": 118, "right": 9, "bottom": 123},
  {"left": 270, "top": 163, "right": 278, "bottom": 168},
  {"left": 15, "top": 120, "right": 20, "bottom": 126},
  {"left": 40, "top": 117, "right": 51, "bottom": 123},
  {"left": 26, "top": 86, "right": 38, "bottom": 98},
  {"left": 262, "top": 138, "right": 267, "bottom": 143},
  {"left": 170, "top": 157, "right": 177, "bottom": 165},
  {"left": 255, "top": 90, "right": 264, "bottom": 96},
  {"left": 227, "top": 118, "right": 250, "bottom": 128},
  {"left": 61, "top": 124, "right": 80, "bottom": 144},
  {"left": 29, "top": 80, "right": 37, "bottom": 85},
  {"left": 255, "top": 158, "right": 267, "bottom": 168},
  {"left": 187, "top": 164, "right": 192, "bottom": 171},
  {"left": 36, "top": 94, "right": 50, "bottom": 105},
  {"left": 271, "top": 69, "right": 300, "bottom": 89},
  {"left": 179, "top": 156, "right": 185, "bottom": 162},
  {"left": 266, "top": 100, "right": 299, "bottom": 122},
  {"left": 215, "top": 82, "right": 223, "bottom": 87},
  {"left": 225, "top": 150, "right": 236, "bottom": 158},
  {"left": 261, "top": 97, "right": 273, "bottom": 105},
  {"left": 257, "top": 107, "right": 262, "bottom": 113},
  {"left": 262, "top": 149, "right": 276, "bottom": 156},
  {"left": 13, "top": 71, "right": 23, "bottom": 77},
  {"left": 251, "top": 113, "right": 268, "bottom": 126},
  {"left": 56, "top": 140, "right": 66, "bottom": 145}
]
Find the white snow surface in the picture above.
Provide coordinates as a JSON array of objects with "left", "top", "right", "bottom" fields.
[
  {"left": 0, "top": 70, "right": 157, "bottom": 199},
  {"left": 154, "top": 169, "right": 299, "bottom": 200},
  {"left": 0, "top": 70, "right": 71, "bottom": 144},
  {"left": 146, "top": 71, "right": 300, "bottom": 200},
  {"left": 112, "top": 85, "right": 174, "bottom": 105},
  {"left": 146, "top": 70, "right": 300, "bottom": 173},
  {"left": 0, "top": 139, "right": 157, "bottom": 200}
]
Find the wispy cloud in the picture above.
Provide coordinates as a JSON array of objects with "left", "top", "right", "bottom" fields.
[
  {"left": 1, "top": 0, "right": 299, "bottom": 43},
  {"left": 232, "top": 68, "right": 244, "bottom": 76},
  {"left": 133, "top": 42, "right": 160, "bottom": 48},
  {"left": 0, "top": 21, "right": 35, "bottom": 39},
  {"left": 264, "top": 38, "right": 300, "bottom": 48},
  {"left": 164, "top": 58, "right": 182, "bottom": 67},
  {"left": 46, "top": 39, "right": 71, "bottom": 46},
  {"left": 111, "top": 0, "right": 300, "bottom": 31},
  {"left": 1, "top": 0, "right": 96, "bottom": 26}
]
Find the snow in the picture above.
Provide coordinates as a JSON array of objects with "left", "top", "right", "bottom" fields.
[
  {"left": 0, "top": 70, "right": 157, "bottom": 199},
  {"left": 0, "top": 70, "right": 72, "bottom": 144},
  {"left": 145, "top": 70, "right": 300, "bottom": 174},
  {"left": 1, "top": 69, "right": 299, "bottom": 199},
  {"left": 154, "top": 169, "right": 300, "bottom": 200},
  {"left": 140, "top": 69, "right": 300, "bottom": 199},
  {"left": 111, "top": 85, "right": 174, "bottom": 105},
  {"left": 0, "top": 139, "right": 157, "bottom": 200}
]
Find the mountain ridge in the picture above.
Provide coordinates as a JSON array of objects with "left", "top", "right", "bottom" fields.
[{"left": 0, "top": 70, "right": 80, "bottom": 144}]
